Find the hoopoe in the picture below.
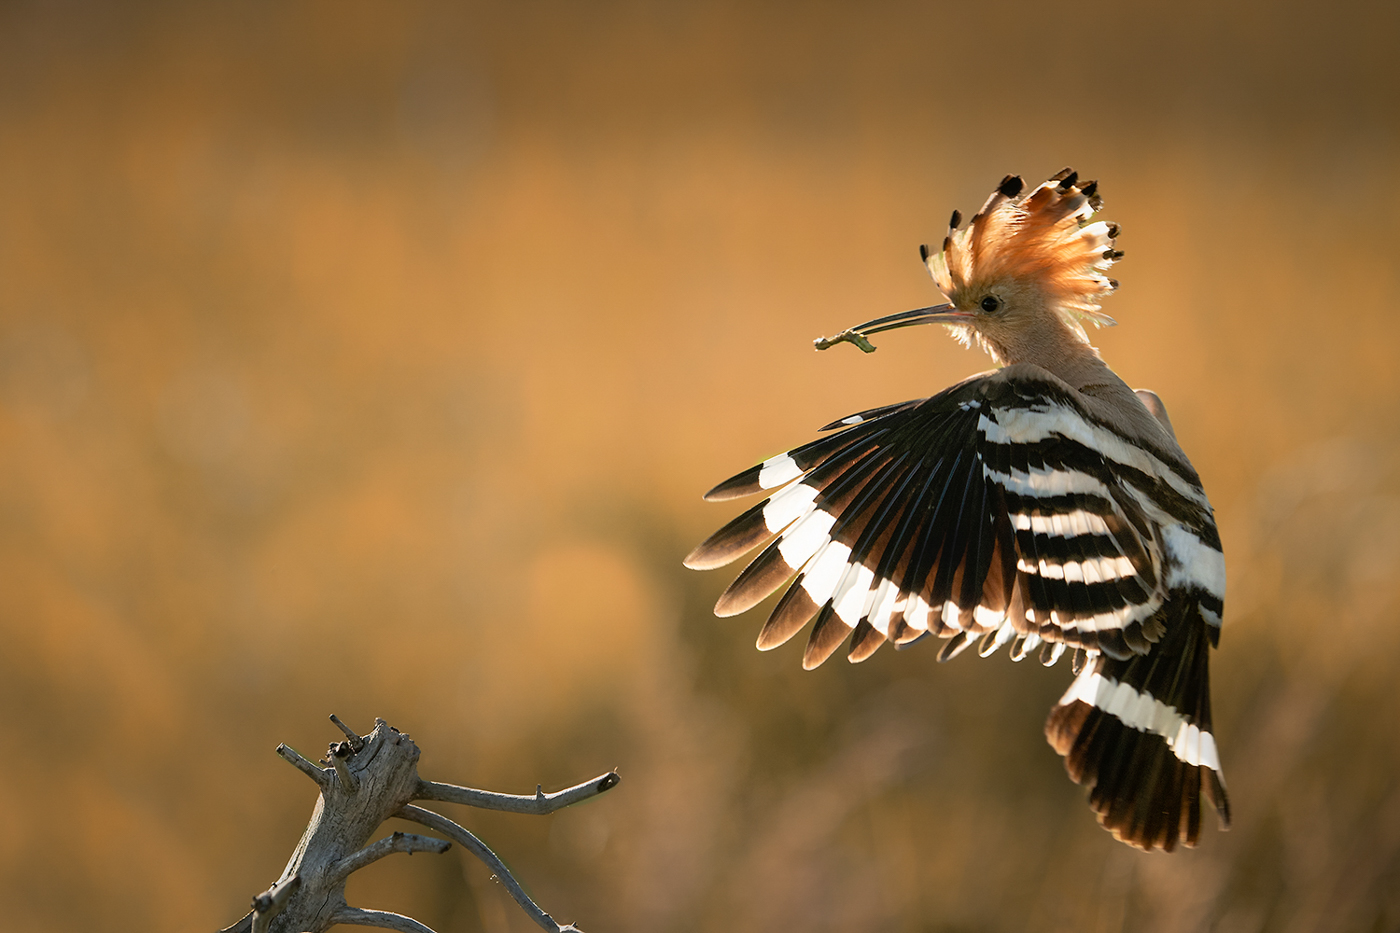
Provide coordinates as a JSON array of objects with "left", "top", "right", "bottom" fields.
[{"left": 684, "top": 169, "right": 1230, "bottom": 851}]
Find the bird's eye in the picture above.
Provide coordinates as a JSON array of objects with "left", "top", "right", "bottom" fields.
[{"left": 980, "top": 295, "right": 1002, "bottom": 313}]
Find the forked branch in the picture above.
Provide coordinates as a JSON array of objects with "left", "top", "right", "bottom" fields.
[{"left": 220, "top": 716, "right": 619, "bottom": 933}]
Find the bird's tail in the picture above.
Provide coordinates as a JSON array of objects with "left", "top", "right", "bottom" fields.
[{"left": 1045, "top": 600, "right": 1230, "bottom": 851}]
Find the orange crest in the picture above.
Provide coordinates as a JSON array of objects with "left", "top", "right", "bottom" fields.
[{"left": 927, "top": 168, "right": 1122, "bottom": 340}]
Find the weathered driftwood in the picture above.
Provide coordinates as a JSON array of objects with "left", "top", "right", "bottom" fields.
[{"left": 220, "top": 715, "right": 620, "bottom": 933}]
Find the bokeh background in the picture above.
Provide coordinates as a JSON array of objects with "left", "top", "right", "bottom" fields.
[{"left": 3, "top": 2, "right": 1399, "bottom": 931}]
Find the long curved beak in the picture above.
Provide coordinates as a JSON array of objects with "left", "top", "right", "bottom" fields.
[{"left": 813, "top": 303, "right": 972, "bottom": 353}]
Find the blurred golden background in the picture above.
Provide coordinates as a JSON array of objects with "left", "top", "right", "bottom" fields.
[{"left": 2, "top": 2, "right": 1399, "bottom": 931}]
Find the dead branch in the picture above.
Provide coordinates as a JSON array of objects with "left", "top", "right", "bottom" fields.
[{"left": 220, "top": 716, "right": 619, "bottom": 933}]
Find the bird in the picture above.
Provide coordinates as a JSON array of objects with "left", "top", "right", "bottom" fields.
[{"left": 683, "top": 168, "right": 1230, "bottom": 851}]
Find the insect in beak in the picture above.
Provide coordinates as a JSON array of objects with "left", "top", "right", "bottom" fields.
[{"left": 813, "top": 303, "right": 973, "bottom": 353}]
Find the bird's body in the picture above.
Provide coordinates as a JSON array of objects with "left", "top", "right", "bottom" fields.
[{"left": 685, "top": 169, "right": 1229, "bottom": 851}]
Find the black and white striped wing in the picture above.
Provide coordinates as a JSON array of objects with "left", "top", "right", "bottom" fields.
[
  {"left": 685, "top": 369, "right": 1168, "bottom": 670},
  {"left": 686, "top": 366, "right": 1232, "bottom": 850}
]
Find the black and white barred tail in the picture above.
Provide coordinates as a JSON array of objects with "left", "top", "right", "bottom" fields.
[{"left": 1047, "top": 598, "right": 1229, "bottom": 850}]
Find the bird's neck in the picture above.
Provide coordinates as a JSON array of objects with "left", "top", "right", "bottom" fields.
[{"left": 992, "top": 320, "right": 1112, "bottom": 392}]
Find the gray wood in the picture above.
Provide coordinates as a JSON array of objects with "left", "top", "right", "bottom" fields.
[{"left": 220, "top": 716, "right": 620, "bottom": 933}]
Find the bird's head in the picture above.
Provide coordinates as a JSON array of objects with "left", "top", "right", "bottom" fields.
[{"left": 815, "top": 168, "right": 1122, "bottom": 367}]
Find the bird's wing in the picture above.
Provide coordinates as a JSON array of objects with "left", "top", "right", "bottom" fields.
[
  {"left": 685, "top": 367, "right": 1197, "bottom": 670},
  {"left": 1132, "top": 388, "right": 1177, "bottom": 440}
]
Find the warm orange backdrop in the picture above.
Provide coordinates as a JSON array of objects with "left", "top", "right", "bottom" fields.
[{"left": 2, "top": 2, "right": 1398, "bottom": 931}]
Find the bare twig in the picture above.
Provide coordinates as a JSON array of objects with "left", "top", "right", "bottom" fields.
[
  {"left": 330, "top": 907, "right": 438, "bottom": 933},
  {"left": 329, "top": 832, "right": 450, "bottom": 885},
  {"left": 276, "top": 744, "right": 331, "bottom": 788},
  {"left": 415, "top": 771, "right": 620, "bottom": 814},
  {"left": 222, "top": 716, "right": 616, "bottom": 933},
  {"left": 249, "top": 875, "right": 301, "bottom": 933},
  {"left": 396, "top": 805, "right": 571, "bottom": 933},
  {"left": 330, "top": 713, "right": 365, "bottom": 751}
]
